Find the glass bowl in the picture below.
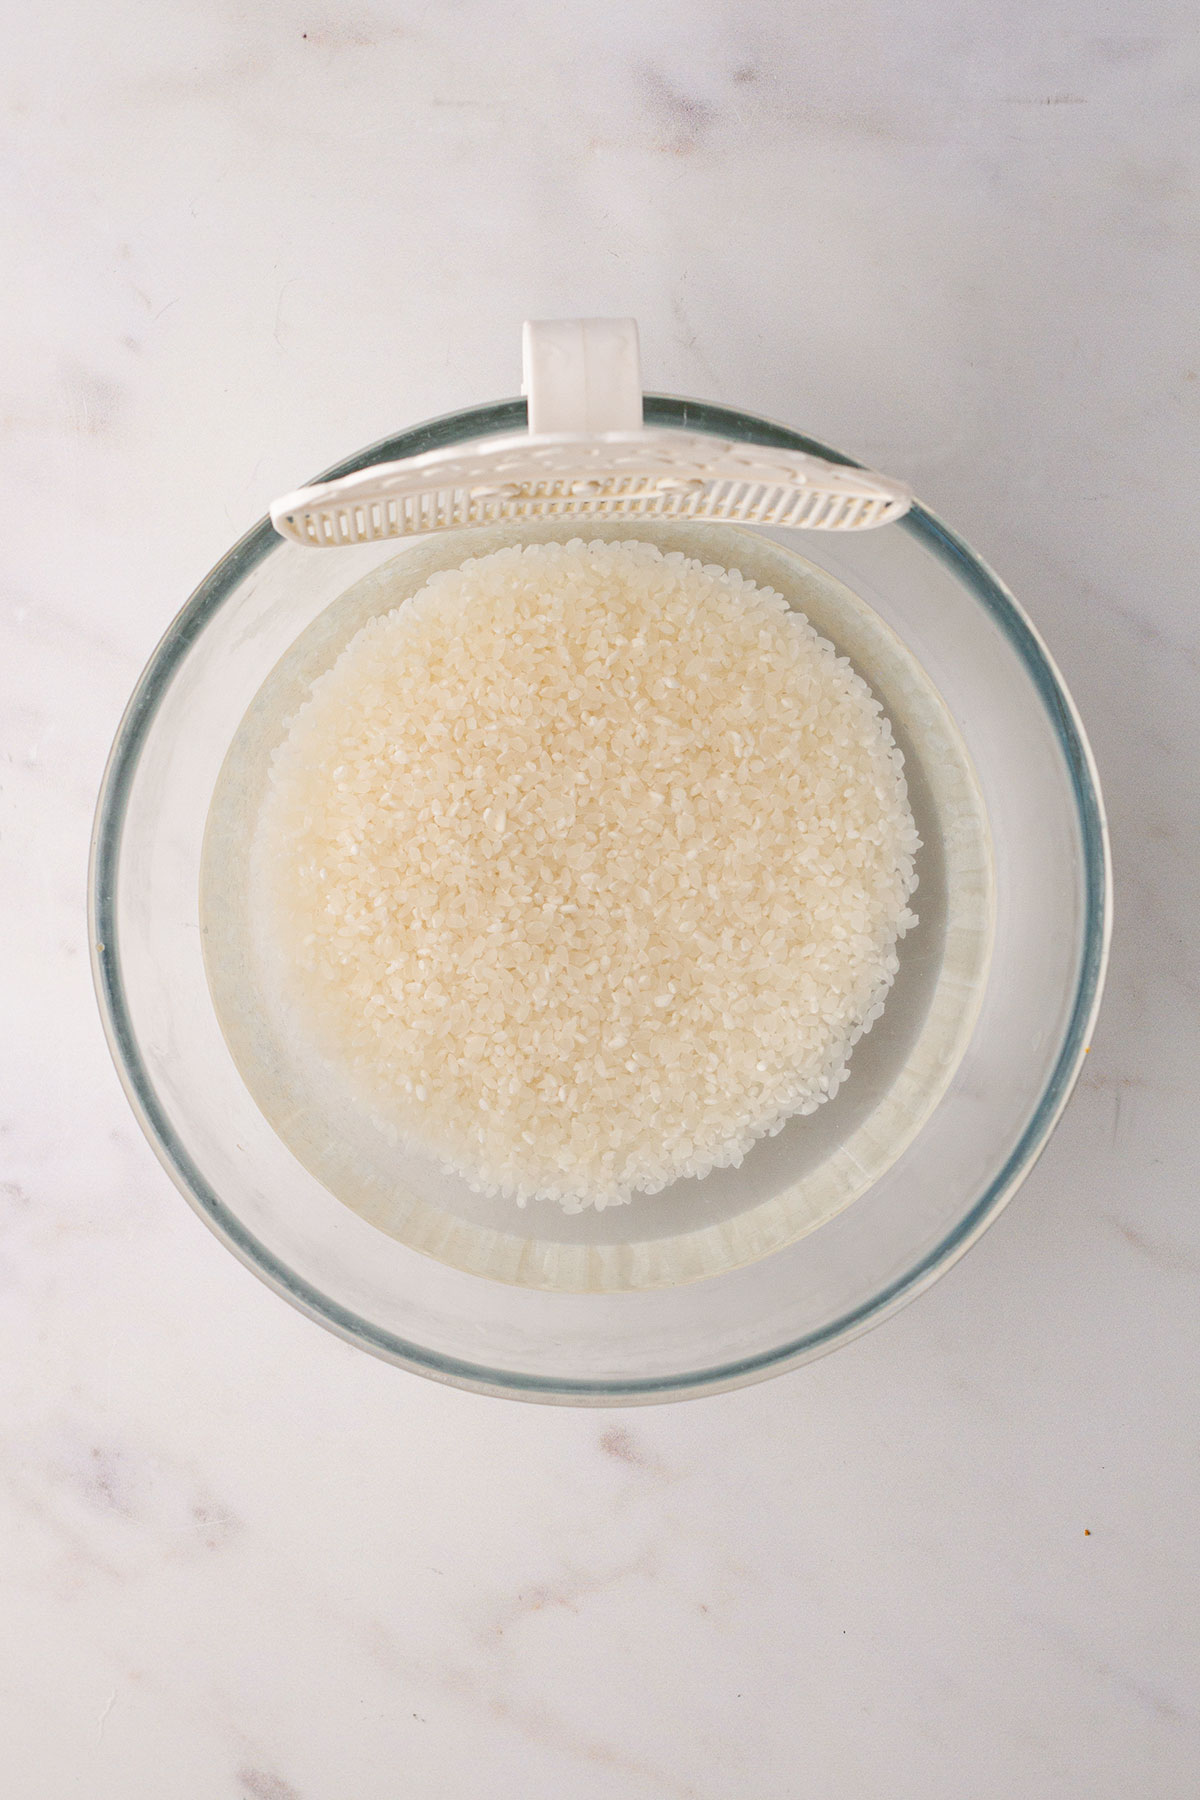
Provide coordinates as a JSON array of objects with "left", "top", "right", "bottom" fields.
[{"left": 90, "top": 397, "right": 1110, "bottom": 1403}]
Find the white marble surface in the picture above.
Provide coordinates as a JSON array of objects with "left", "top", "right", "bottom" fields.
[{"left": 3, "top": 3, "right": 1198, "bottom": 1794}]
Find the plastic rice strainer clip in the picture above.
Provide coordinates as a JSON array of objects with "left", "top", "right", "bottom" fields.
[{"left": 270, "top": 319, "right": 912, "bottom": 548}]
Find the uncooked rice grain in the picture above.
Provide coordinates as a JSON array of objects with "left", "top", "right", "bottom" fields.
[{"left": 258, "top": 539, "right": 919, "bottom": 1211}]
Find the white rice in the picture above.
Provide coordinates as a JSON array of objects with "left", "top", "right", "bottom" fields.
[{"left": 258, "top": 539, "right": 919, "bottom": 1211}]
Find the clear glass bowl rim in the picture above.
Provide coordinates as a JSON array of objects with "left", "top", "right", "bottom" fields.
[{"left": 89, "top": 396, "right": 1112, "bottom": 1403}]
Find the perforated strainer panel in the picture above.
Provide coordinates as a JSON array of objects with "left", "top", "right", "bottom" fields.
[{"left": 270, "top": 429, "right": 911, "bottom": 548}]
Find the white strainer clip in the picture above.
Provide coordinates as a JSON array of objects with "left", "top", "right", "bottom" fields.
[{"left": 270, "top": 319, "right": 912, "bottom": 548}]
